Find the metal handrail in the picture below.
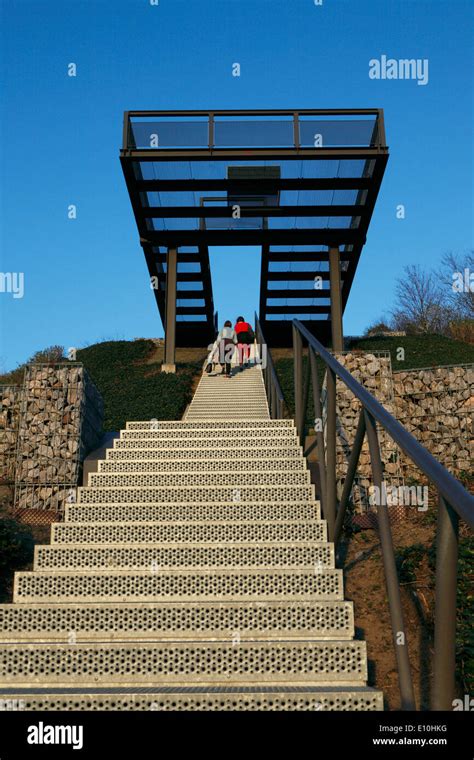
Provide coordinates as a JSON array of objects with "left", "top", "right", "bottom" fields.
[
  {"left": 258, "top": 315, "right": 473, "bottom": 711},
  {"left": 293, "top": 320, "right": 474, "bottom": 529},
  {"left": 254, "top": 314, "right": 286, "bottom": 419}
]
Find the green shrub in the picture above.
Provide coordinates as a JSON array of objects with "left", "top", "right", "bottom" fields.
[
  {"left": 0, "top": 519, "right": 34, "bottom": 572},
  {"left": 28, "top": 345, "right": 66, "bottom": 364},
  {"left": 454, "top": 536, "right": 474, "bottom": 694},
  {"left": 274, "top": 355, "right": 325, "bottom": 426},
  {"left": 395, "top": 543, "right": 427, "bottom": 584},
  {"left": 76, "top": 340, "right": 200, "bottom": 430},
  {"left": 347, "top": 334, "right": 474, "bottom": 370}
]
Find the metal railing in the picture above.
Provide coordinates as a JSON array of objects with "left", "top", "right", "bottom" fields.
[
  {"left": 260, "top": 316, "right": 474, "bottom": 711},
  {"left": 122, "top": 108, "right": 386, "bottom": 152},
  {"left": 254, "top": 315, "right": 286, "bottom": 420}
]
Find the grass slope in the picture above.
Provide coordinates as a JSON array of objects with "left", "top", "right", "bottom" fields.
[
  {"left": 347, "top": 334, "right": 474, "bottom": 370},
  {"left": 0, "top": 340, "right": 206, "bottom": 431},
  {"left": 273, "top": 333, "right": 474, "bottom": 420},
  {"left": 76, "top": 340, "right": 205, "bottom": 430}
]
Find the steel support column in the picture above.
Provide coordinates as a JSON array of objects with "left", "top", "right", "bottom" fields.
[
  {"left": 364, "top": 410, "right": 416, "bottom": 710},
  {"left": 162, "top": 246, "right": 177, "bottom": 373},
  {"left": 329, "top": 246, "right": 344, "bottom": 352},
  {"left": 432, "top": 494, "right": 459, "bottom": 710}
]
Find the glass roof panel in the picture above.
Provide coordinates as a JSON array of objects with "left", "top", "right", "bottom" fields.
[{"left": 299, "top": 118, "right": 376, "bottom": 147}]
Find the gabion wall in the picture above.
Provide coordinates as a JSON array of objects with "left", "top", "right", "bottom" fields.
[
  {"left": 333, "top": 352, "right": 404, "bottom": 517},
  {"left": 0, "top": 386, "right": 22, "bottom": 483},
  {"left": 333, "top": 357, "right": 473, "bottom": 521},
  {"left": 13, "top": 364, "right": 103, "bottom": 519},
  {"left": 394, "top": 365, "right": 473, "bottom": 481}
]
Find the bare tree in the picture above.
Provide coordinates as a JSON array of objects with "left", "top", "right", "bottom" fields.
[
  {"left": 391, "top": 265, "right": 450, "bottom": 334},
  {"left": 437, "top": 250, "right": 474, "bottom": 319},
  {"left": 363, "top": 319, "right": 392, "bottom": 337}
]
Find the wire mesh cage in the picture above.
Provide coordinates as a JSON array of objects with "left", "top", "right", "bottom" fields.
[
  {"left": 0, "top": 386, "right": 22, "bottom": 484},
  {"left": 331, "top": 351, "right": 406, "bottom": 522},
  {"left": 13, "top": 363, "right": 103, "bottom": 519},
  {"left": 394, "top": 364, "right": 473, "bottom": 482}
]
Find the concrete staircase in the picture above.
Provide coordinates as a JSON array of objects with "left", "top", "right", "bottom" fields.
[{"left": 0, "top": 365, "right": 383, "bottom": 710}]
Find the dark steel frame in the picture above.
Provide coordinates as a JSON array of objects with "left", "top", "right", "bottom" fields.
[
  {"left": 120, "top": 109, "right": 388, "bottom": 351},
  {"left": 263, "top": 317, "right": 473, "bottom": 711}
]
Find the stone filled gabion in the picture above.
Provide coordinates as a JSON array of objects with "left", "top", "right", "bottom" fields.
[
  {"left": 333, "top": 352, "right": 402, "bottom": 512},
  {"left": 14, "top": 364, "right": 103, "bottom": 514},
  {"left": 333, "top": 357, "right": 473, "bottom": 514},
  {"left": 0, "top": 386, "right": 22, "bottom": 482},
  {"left": 393, "top": 365, "right": 473, "bottom": 480}
]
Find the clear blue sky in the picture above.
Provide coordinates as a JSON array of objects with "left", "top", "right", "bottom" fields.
[{"left": 0, "top": 0, "right": 472, "bottom": 371}]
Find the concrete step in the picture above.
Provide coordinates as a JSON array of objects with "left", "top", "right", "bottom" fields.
[
  {"left": 13, "top": 569, "right": 344, "bottom": 603},
  {"left": 65, "top": 501, "right": 320, "bottom": 523},
  {"left": 0, "top": 687, "right": 383, "bottom": 711},
  {"left": 88, "top": 471, "right": 311, "bottom": 488},
  {"left": 77, "top": 484, "right": 316, "bottom": 504},
  {"left": 98, "top": 457, "right": 307, "bottom": 474},
  {"left": 50, "top": 520, "right": 327, "bottom": 545},
  {"left": 106, "top": 444, "right": 303, "bottom": 461},
  {"left": 0, "top": 640, "right": 368, "bottom": 688},
  {"left": 34, "top": 541, "right": 333, "bottom": 571},
  {"left": 0, "top": 600, "right": 353, "bottom": 640}
]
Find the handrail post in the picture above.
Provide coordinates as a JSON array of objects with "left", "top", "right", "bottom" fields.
[
  {"left": 271, "top": 379, "right": 277, "bottom": 420},
  {"left": 277, "top": 396, "right": 283, "bottom": 419},
  {"left": 309, "top": 347, "right": 327, "bottom": 517},
  {"left": 255, "top": 313, "right": 286, "bottom": 420},
  {"left": 325, "top": 367, "right": 337, "bottom": 542},
  {"left": 293, "top": 325, "right": 304, "bottom": 442},
  {"left": 302, "top": 354, "right": 310, "bottom": 443},
  {"left": 432, "top": 493, "right": 459, "bottom": 710},
  {"left": 334, "top": 409, "right": 366, "bottom": 548},
  {"left": 364, "top": 410, "right": 416, "bottom": 710}
]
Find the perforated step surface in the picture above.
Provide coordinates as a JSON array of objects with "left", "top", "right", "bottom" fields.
[
  {"left": 126, "top": 419, "right": 293, "bottom": 430},
  {"left": 120, "top": 427, "right": 296, "bottom": 442},
  {"left": 98, "top": 457, "right": 307, "bottom": 474},
  {"left": 185, "top": 367, "right": 269, "bottom": 421},
  {"left": 106, "top": 445, "right": 303, "bottom": 461},
  {"left": 0, "top": 640, "right": 368, "bottom": 687},
  {"left": 13, "top": 569, "right": 344, "bottom": 603},
  {"left": 34, "top": 542, "right": 333, "bottom": 571},
  {"left": 0, "top": 688, "right": 383, "bottom": 711},
  {"left": 65, "top": 501, "right": 320, "bottom": 523},
  {"left": 88, "top": 470, "right": 311, "bottom": 488},
  {"left": 50, "top": 520, "right": 327, "bottom": 545},
  {"left": 77, "top": 484, "right": 316, "bottom": 504},
  {"left": 0, "top": 358, "right": 383, "bottom": 710},
  {"left": 0, "top": 601, "right": 354, "bottom": 640},
  {"left": 114, "top": 430, "right": 296, "bottom": 449}
]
